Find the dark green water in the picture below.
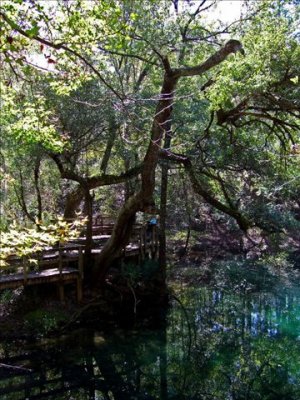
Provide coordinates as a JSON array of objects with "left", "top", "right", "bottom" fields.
[{"left": 1, "top": 267, "right": 300, "bottom": 399}]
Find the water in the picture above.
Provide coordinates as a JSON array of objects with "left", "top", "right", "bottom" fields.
[{"left": 0, "top": 266, "right": 300, "bottom": 399}]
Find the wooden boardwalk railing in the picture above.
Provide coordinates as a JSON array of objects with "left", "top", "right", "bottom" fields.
[
  {"left": 0, "top": 244, "right": 84, "bottom": 302},
  {"left": 0, "top": 218, "right": 158, "bottom": 302}
]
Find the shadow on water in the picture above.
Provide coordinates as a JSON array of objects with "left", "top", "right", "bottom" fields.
[{"left": 0, "top": 263, "right": 300, "bottom": 399}]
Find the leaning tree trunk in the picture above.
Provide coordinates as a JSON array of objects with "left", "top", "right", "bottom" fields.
[
  {"left": 93, "top": 40, "right": 244, "bottom": 285},
  {"left": 93, "top": 74, "right": 178, "bottom": 284}
]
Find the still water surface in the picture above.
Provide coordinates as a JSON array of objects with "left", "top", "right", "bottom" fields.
[{"left": 1, "top": 267, "right": 300, "bottom": 399}]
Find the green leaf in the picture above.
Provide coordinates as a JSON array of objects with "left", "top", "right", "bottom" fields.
[{"left": 25, "top": 24, "right": 39, "bottom": 38}]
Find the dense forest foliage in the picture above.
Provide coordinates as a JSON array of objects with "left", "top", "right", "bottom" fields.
[{"left": 0, "top": 0, "right": 299, "bottom": 285}]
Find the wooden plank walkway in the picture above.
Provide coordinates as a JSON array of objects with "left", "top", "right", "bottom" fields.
[
  {"left": 0, "top": 219, "right": 158, "bottom": 302},
  {"left": 0, "top": 267, "right": 78, "bottom": 287}
]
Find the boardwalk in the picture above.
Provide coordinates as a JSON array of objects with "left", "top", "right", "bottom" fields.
[
  {"left": 0, "top": 244, "right": 84, "bottom": 302},
  {"left": 0, "top": 219, "right": 158, "bottom": 302}
]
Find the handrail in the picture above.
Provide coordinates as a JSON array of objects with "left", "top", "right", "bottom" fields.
[
  {"left": 2, "top": 244, "right": 85, "bottom": 277},
  {"left": 2, "top": 220, "right": 158, "bottom": 278},
  {"left": 78, "top": 247, "right": 84, "bottom": 279}
]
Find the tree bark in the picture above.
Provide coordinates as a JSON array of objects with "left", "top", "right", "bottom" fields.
[{"left": 63, "top": 185, "right": 85, "bottom": 219}]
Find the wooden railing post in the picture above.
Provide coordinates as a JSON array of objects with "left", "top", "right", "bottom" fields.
[
  {"left": 78, "top": 246, "right": 84, "bottom": 279},
  {"left": 58, "top": 244, "right": 63, "bottom": 276}
]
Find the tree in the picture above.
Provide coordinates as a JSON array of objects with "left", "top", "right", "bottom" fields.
[{"left": 1, "top": 0, "right": 299, "bottom": 285}]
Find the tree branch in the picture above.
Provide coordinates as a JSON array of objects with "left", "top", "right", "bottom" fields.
[
  {"left": 159, "top": 149, "right": 251, "bottom": 231},
  {"left": 172, "top": 39, "right": 244, "bottom": 78},
  {"left": 49, "top": 153, "right": 142, "bottom": 189},
  {"left": 88, "top": 165, "right": 142, "bottom": 189}
]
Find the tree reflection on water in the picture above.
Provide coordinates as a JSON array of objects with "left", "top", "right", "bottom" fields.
[
  {"left": 0, "top": 280, "right": 299, "bottom": 399},
  {"left": 168, "top": 286, "right": 300, "bottom": 400}
]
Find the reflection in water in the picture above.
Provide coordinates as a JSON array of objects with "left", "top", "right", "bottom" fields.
[
  {"left": 0, "top": 284, "right": 299, "bottom": 399},
  {"left": 168, "top": 286, "right": 300, "bottom": 399}
]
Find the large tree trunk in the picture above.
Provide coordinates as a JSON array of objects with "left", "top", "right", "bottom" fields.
[{"left": 93, "top": 75, "right": 178, "bottom": 284}]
